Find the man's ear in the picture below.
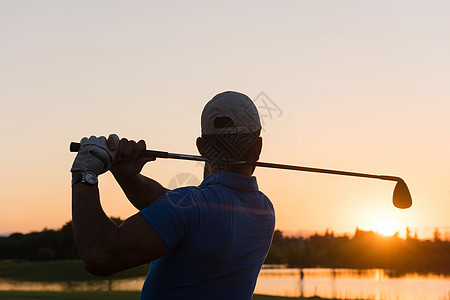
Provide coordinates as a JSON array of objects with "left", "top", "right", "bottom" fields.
[
  {"left": 254, "top": 137, "right": 262, "bottom": 161},
  {"left": 196, "top": 137, "right": 205, "bottom": 156},
  {"left": 247, "top": 137, "right": 262, "bottom": 162}
]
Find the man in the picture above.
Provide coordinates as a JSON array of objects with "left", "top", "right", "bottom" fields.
[{"left": 71, "top": 91, "right": 275, "bottom": 299}]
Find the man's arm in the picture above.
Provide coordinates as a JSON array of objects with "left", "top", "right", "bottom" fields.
[
  {"left": 108, "top": 137, "right": 169, "bottom": 210},
  {"left": 72, "top": 176, "right": 168, "bottom": 276},
  {"left": 113, "top": 174, "right": 169, "bottom": 210}
]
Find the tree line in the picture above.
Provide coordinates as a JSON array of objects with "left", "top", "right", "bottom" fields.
[
  {"left": 0, "top": 218, "right": 121, "bottom": 262},
  {"left": 265, "top": 229, "right": 450, "bottom": 273},
  {"left": 1, "top": 220, "right": 449, "bottom": 273}
]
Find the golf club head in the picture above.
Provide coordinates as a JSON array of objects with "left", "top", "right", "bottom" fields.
[{"left": 392, "top": 179, "right": 412, "bottom": 209}]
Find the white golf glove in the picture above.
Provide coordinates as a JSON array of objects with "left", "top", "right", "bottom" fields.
[{"left": 71, "top": 134, "right": 120, "bottom": 175}]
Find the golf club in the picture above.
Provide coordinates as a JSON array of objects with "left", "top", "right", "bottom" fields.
[{"left": 70, "top": 142, "right": 412, "bottom": 209}]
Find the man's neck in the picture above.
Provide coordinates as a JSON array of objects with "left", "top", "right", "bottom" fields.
[{"left": 203, "top": 163, "right": 254, "bottom": 178}]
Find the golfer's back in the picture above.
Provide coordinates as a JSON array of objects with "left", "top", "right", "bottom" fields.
[{"left": 139, "top": 172, "right": 275, "bottom": 300}]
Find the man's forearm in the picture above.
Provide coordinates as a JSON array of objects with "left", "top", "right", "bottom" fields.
[
  {"left": 72, "top": 182, "right": 118, "bottom": 266},
  {"left": 71, "top": 179, "right": 169, "bottom": 276},
  {"left": 113, "top": 173, "right": 169, "bottom": 210}
]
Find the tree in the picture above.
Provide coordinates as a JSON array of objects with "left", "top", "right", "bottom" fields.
[
  {"left": 433, "top": 228, "right": 441, "bottom": 242},
  {"left": 36, "top": 247, "right": 54, "bottom": 261}
]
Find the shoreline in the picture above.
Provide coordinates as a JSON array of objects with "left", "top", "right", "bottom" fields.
[{"left": 0, "top": 291, "right": 348, "bottom": 300}]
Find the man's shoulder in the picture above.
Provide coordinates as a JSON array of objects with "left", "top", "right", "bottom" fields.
[{"left": 158, "top": 185, "right": 202, "bottom": 208}]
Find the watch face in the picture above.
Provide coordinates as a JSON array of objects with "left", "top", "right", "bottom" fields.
[{"left": 84, "top": 171, "right": 98, "bottom": 185}]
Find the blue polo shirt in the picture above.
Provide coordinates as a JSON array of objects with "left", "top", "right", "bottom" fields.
[{"left": 139, "top": 172, "right": 275, "bottom": 300}]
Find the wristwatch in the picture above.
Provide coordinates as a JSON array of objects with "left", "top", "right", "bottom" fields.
[{"left": 72, "top": 171, "right": 98, "bottom": 187}]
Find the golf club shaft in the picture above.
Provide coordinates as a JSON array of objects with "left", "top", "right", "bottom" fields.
[{"left": 70, "top": 142, "right": 401, "bottom": 182}]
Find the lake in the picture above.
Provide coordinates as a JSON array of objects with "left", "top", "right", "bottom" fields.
[
  {"left": 255, "top": 267, "right": 450, "bottom": 300},
  {"left": 0, "top": 267, "right": 449, "bottom": 300}
]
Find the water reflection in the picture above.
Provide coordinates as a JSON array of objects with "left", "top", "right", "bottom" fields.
[
  {"left": 255, "top": 268, "right": 450, "bottom": 300},
  {"left": 0, "top": 268, "right": 449, "bottom": 300}
]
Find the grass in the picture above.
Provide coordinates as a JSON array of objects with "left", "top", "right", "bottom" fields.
[
  {"left": 0, "top": 291, "right": 140, "bottom": 300},
  {"left": 0, "top": 260, "right": 148, "bottom": 282},
  {"left": 0, "top": 291, "right": 330, "bottom": 300}
]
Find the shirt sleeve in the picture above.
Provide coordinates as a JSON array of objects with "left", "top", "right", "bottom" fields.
[{"left": 139, "top": 187, "right": 198, "bottom": 250}]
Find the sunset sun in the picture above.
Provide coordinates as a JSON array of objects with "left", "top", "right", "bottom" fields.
[{"left": 375, "top": 218, "right": 398, "bottom": 236}]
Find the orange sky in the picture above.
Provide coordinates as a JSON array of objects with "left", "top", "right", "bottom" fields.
[{"left": 1, "top": 1, "right": 449, "bottom": 239}]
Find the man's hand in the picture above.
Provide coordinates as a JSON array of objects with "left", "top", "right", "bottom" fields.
[
  {"left": 71, "top": 135, "right": 120, "bottom": 175},
  {"left": 108, "top": 137, "right": 156, "bottom": 179}
]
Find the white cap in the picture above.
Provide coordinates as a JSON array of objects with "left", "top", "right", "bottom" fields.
[{"left": 201, "top": 91, "right": 262, "bottom": 135}]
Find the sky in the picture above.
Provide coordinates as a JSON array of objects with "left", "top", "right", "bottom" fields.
[{"left": 1, "top": 1, "right": 449, "bottom": 239}]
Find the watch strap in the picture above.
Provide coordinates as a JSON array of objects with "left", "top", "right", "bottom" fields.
[{"left": 72, "top": 173, "right": 84, "bottom": 187}]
